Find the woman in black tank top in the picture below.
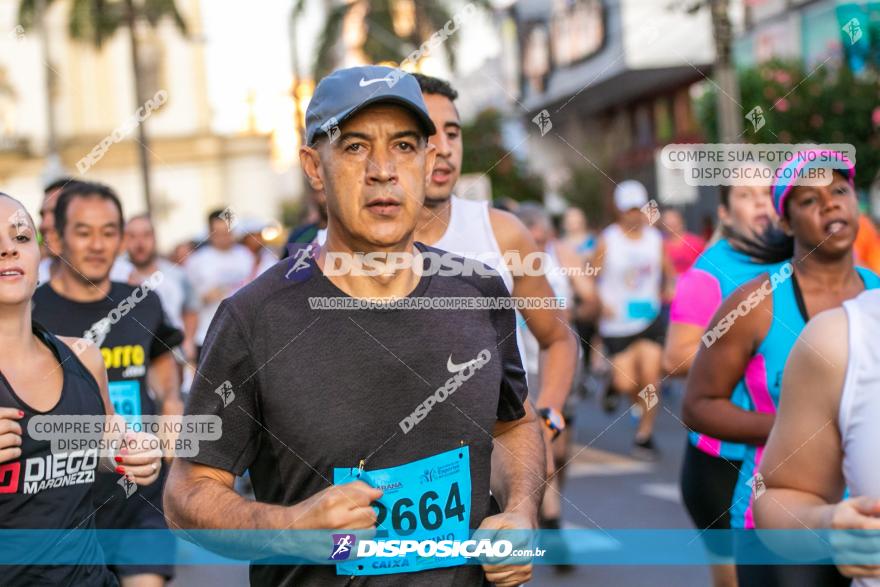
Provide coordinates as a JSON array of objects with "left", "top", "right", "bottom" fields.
[{"left": 0, "top": 193, "right": 161, "bottom": 586}]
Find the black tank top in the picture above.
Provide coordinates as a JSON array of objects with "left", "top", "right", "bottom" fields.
[{"left": 0, "top": 323, "right": 117, "bottom": 586}]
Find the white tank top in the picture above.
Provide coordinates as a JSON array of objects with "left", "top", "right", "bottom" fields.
[
  {"left": 545, "top": 242, "right": 573, "bottom": 311},
  {"left": 839, "top": 290, "right": 880, "bottom": 587},
  {"left": 434, "top": 196, "right": 527, "bottom": 381},
  {"left": 597, "top": 223, "right": 663, "bottom": 337},
  {"left": 518, "top": 242, "right": 572, "bottom": 377},
  {"left": 433, "top": 196, "right": 515, "bottom": 293}
]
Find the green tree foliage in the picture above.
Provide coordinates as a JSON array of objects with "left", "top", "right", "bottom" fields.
[
  {"left": 559, "top": 165, "right": 606, "bottom": 226},
  {"left": 307, "top": 0, "right": 490, "bottom": 80},
  {"left": 696, "top": 59, "right": 880, "bottom": 189},
  {"left": 459, "top": 108, "right": 544, "bottom": 202},
  {"left": 19, "top": 0, "right": 186, "bottom": 48}
]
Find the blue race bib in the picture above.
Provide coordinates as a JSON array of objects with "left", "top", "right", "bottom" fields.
[
  {"left": 332, "top": 446, "right": 471, "bottom": 576},
  {"left": 108, "top": 381, "right": 142, "bottom": 428},
  {"left": 627, "top": 300, "right": 657, "bottom": 320}
]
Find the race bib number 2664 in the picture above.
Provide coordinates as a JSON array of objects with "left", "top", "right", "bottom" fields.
[{"left": 332, "top": 446, "right": 471, "bottom": 576}]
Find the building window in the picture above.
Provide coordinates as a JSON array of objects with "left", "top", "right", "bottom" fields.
[
  {"left": 522, "top": 24, "right": 551, "bottom": 94},
  {"left": 654, "top": 97, "right": 673, "bottom": 142},
  {"left": 549, "top": 0, "right": 605, "bottom": 67},
  {"left": 633, "top": 103, "right": 653, "bottom": 148}
]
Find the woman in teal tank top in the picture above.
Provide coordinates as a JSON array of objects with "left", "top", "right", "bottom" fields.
[{"left": 684, "top": 150, "right": 878, "bottom": 587}]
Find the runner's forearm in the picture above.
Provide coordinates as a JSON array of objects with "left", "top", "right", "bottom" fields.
[
  {"left": 755, "top": 488, "right": 834, "bottom": 530},
  {"left": 490, "top": 409, "right": 545, "bottom": 523},
  {"left": 164, "top": 461, "right": 307, "bottom": 559},
  {"left": 682, "top": 396, "right": 774, "bottom": 445}
]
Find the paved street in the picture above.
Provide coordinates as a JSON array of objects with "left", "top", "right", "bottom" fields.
[{"left": 170, "top": 381, "right": 709, "bottom": 587}]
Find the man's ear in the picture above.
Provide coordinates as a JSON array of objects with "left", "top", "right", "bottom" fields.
[
  {"left": 299, "top": 145, "right": 325, "bottom": 192},
  {"left": 423, "top": 142, "right": 437, "bottom": 187}
]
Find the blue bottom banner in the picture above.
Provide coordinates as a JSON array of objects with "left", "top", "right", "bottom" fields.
[{"left": 3, "top": 529, "right": 880, "bottom": 567}]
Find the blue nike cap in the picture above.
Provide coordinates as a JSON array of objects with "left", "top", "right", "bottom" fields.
[{"left": 305, "top": 65, "right": 437, "bottom": 145}]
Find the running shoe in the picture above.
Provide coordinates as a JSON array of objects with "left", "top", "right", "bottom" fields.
[{"left": 631, "top": 436, "right": 660, "bottom": 461}]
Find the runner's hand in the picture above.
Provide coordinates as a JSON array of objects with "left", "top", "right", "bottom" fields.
[
  {"left": 0, "top": 408, "right": 23, "bottom": 464},
  {"left": 290, "top": 481, "right": 383, "bottom": 530},
  {"left": 116, "top": 432, "right": 162, "bottom": 486},
  {"left": 830, "top": 496, "right": 880, "bottom": 578},
  {"left": 477, "top": 511, "right": 536, "bottom": 587}
]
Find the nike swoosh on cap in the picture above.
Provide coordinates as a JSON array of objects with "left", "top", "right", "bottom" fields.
[{"left": 358, "top": 76, "right": 392, "bottom": 87}]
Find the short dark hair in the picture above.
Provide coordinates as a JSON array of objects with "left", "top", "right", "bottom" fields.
[
  {"left": 208, "top": 209, "right": 228, "bottom": 226},
  {"left": 55, "top": 181, "right": 124, "bottom": 236},
  {"left": 411, "top": 73, "right": 458, "bottom": 101},
  {"left": 44, "top": 177, "right": 75, "bottom": 196}
]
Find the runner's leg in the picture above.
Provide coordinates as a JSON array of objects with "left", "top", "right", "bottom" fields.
[{"left": 632, "top": 339, "right": 662, "bottom": 442}]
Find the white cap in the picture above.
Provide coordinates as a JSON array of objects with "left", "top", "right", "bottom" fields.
[{"left": 613, "top": 180, "right": 649, "bottom": 212}]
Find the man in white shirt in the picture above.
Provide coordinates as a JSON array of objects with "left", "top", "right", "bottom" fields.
[
  {"left": 235, "top": 218, "right": 279, "bottom": 283},
  {"left": 125, "top": 214, "right": 199, "bottom": 358},
  {"left": 185, "top": 209, "right": 253, "bottom": 358}
]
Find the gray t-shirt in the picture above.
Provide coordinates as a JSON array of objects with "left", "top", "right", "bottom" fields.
[{"left": 183, "top": 242, "right": 528, "bottom": 586}]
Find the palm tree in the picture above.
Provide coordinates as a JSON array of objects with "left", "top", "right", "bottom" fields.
[
  {"left": 18, "top": 0, "right": 187, "bottom": 215},
  {"left": 305, "top": 0, "right": 488, "bottom": 80}
]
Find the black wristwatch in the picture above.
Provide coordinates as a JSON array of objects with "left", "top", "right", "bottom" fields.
[{"left": 537, "top": 407, "right": 566, "bottom": 440}]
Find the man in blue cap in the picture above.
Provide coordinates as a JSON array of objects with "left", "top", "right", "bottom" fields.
[{"left": 165, "top": 65, "right": 545, "bottom": 586}]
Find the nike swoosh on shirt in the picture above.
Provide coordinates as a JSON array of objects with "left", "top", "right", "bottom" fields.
[{"left": 447, "top": 355, "right": 476, "bottom": 373}]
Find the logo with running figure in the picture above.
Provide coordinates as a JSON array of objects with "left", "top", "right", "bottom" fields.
[
  {"left": 329, "top": 533, "right": 356, "bottom": 561},
  {"left": 637, "top": 384, "right": 659, "bottom": 411},
  {"left": 215, "top": 380, "right": 235, "bottom": 408},
  {"left": 748, "top": 473, "right": 766, "bottom": 500},
  {"left": 320, "top": 117, "right": 341, "bottom": 143},
  {"left": 532, "top": 109, "right": 552, "bottom": 137},
  {"left": 745, "top": 106, "right": 765, "bottom": 132},
  {"left": 641, "top": 199, "right": 660, "bottom": 225},
  {"left": 842, "top": 17, "right": 862, "bottom": 45},
  {"left": 9, "top": 208, "right": 30, "bottom": 237},
  {"left": 219, "top": 206, "right": 237, "bottom": 231},
  {"left": 285, "top": 244, "right": 315, "bottom": 282},
  {"left": 118, "top": 474, "right": 137, "bottom": 498}
]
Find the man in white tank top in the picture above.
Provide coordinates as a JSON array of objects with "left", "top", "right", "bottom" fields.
[
  {"left": 408, "top": 74, "right": 579, "bottom": 484},
  {"left": 593, "top": 180, "right": 673, "bottom": 459},
  {"left": 756, "top": 289, "right": 880, "bottom": 585}
]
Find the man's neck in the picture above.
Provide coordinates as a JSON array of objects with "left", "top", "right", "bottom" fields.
[
  {"left": 50, "top": 268, "right": 112, "bottom": 302},
  {"left": 319, "top": 230, "right": 421, "bottom": 300},
  {"left": 414, "top": 197, "right": 453, "bottom": 246}
]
